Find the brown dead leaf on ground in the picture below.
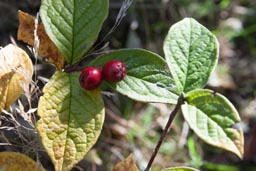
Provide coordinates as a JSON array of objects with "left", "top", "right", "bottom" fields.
[
  {"left": 112, "top": 154, "right": 139, "bottom": 171},
  {"left": 17, "top": 10, "right": 64, "bottom": 70},
  {"left": 0, "top": 152, "right": 45, "bottom": 171}
]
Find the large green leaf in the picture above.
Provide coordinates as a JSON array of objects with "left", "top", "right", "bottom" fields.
[
  {"left": 163, "top": 18, "right": 219, "bottom": 93},
  {"left": 40, "top": 0, "right": 109, "bottom": 64},
  {"left": 162, "top": 166, "right": 200, "bottom": 171},
  {"left": 181, "top": 89, "right": 244, "bottom": 158},
  {"left": 90, "top": 49, "right": 179, "bottom": 104},
  {"left": 37, "top": 71, "right": 104, "bottom": 171}
]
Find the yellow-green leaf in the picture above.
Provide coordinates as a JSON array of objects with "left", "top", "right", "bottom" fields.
[
  {"left": 37, "top": 71, "right": 105, "bottom": 171},
  {"left": 182, "top": 89, "right": 244, "bottom": 158}
]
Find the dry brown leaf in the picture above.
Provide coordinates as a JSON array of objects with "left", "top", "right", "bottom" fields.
[
  {"left": 0, "top": 44, "right": 33, "bottom": 112},
  {"left": 0, "top": 152, "right": 45, "bottom": 171},
  {"left": 5, "top": 73, "right": 25, "bottom": 109},
  {"left": 0, "top": 73, "right": 10, "bottom": 112},
  {"left": 17, "top": 10, "right": 64, "bottom": 70},
  {"left": 113, "top": 154, "right": 139, "bottom": 171}
]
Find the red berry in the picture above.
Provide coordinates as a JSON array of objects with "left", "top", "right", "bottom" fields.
[
  {"left": 79, "top": 67, "right": 102, "bottom": 90},
  {"left": 102, "top": 60, "right": 126, "bottom": 83}
]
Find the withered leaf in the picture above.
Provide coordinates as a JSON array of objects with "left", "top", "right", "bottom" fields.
[
  {"left": 0, "top": 44, "right": 33, "bottom": 112},
  {"left": 0, "top": 152, "right": 45, "bottom": 171},
  {"left": 17, "top": 10, "right": 64, "bottom": 70},
  {"left": 113, "top": 154, "right": 139, "bottom": 171}
]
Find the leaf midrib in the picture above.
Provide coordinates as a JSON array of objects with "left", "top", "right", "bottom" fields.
[
  {"left": 71, "top": 0, "right": 76, "bottom": 64},
  {"left": 183, "top": 19, "right": 194, "bottom": 93},
  {"left": 62, "top": 73, "right": 72, "bottom": 169}
]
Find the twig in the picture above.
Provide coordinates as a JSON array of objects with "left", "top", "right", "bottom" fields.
[{"left": 144, "top": 93, "right": 184, "bottom": 171}]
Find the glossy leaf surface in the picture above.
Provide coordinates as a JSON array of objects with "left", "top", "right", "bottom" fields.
[
  {"left": 90, "top": 49, "right": 179, "bottom": 104},
  {"left": 40, "top": 0, "right": 109, "bottom": 64}
]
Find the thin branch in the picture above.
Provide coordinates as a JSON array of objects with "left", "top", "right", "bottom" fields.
[
  {"left": 92, "top": 0, "right": 132, "bottom": 51},
  {"left": 144, "top": 93, "right": 185, "bottom": 171}
]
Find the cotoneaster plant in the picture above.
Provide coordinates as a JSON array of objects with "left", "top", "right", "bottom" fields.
[{"left": 10, "top": 0, "right": 244, "bottom": 171}]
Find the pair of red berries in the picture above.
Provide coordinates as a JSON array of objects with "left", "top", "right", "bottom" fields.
[{"left": 79, "top": 60, "right": 126, "bottom": 90}]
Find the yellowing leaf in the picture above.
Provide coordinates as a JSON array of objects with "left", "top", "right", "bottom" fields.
[
  {"left": 5, "top": 73, "right": 25, "bottom": 110},
  {"left": 0, "top": 152, "right": 45, "bottom": 171},
  {"left": 37, "top": 71, "right": 105, "bottom": 171},
  {"left": 17, "top": 11, "right": 64, "bottom": 70},
  {"left": 0, "top": 73, "right": 11, "bottom": 113},
  {"left": 0, "top": 44, "right": 33, "bottom": 112},
  {"left": 0, "top": 44, "right": 33, "bottom": 78},
  {"left": 182, "top": 89, "right": 244, "bottom": 158},
  {"left": 113, "top": 154, "right": 139, "bottom": 171}
]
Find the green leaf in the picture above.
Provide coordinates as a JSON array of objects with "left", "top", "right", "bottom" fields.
[
  {"left": 181, "top": 89, "right": 244, "bottom": 158},
  {"left": 90, "top": 49, "right": 179, "bottom": 104},
  {"left": 37, "top": 71, "right": 104, "bottom": 171},
  {"left": 163, "top": 18, "right": 219, "bottom": 93},
  {"left": 203, "top": 162, "right": 240, "bottom": 171},
  {"left": 40, "top": 0, "right": 109, "bottom": 64},
  {"left": 187, "top": 136, "right": 203, "bottom": 168},
  {"left": 162, "top": 166, "right": 200, "bottom": 171}
]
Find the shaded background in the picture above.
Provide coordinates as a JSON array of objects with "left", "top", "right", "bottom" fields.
[{"left": 0, "top": 0, "right": 256, "bottom": 170}]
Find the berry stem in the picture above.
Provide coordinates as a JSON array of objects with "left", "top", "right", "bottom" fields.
[
  {"left": 64, "top": 65, "right": 83, "bottom": 73},
  {"left": 144, "top": 93, "right": 185, "bottom": 171}
]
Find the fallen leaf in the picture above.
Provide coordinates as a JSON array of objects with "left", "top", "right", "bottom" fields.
[
  {"left": 0, "top": 152, "right": 45, "bottom": 171},
  {"left": 17, "top": 10, "right": 64, "bottom": 70},
  {"left": 0, "top": 73, "right": 10, "bottom": 113},
  {"left": 113, "top": 154, "right": 139, "bottom": 171},
  {"left": 0, "top": 44, "right": 33, "bottom": 112}
]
